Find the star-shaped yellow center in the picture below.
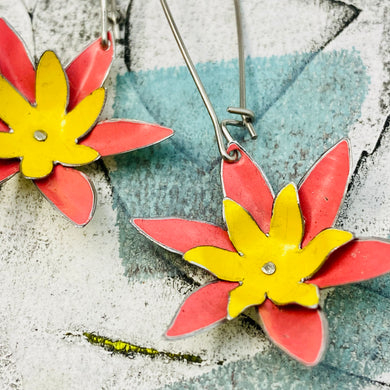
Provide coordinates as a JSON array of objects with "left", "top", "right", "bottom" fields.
[
  {"left": 184, "top": 184, "right": 353, "bottom": 319},
  {"left": 0, "top": 51, "right": 103, "bottom": 178}
]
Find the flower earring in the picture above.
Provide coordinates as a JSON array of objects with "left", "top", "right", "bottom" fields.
[
  {"left": 132, "top": 0, "right": 390, "bottom": 366},
  {"left": 0, "top": 0, "right": 173, "bottom": 226}
]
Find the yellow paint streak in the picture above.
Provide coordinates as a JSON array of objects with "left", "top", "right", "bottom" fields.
[{"left": 83, "top": 332, "right": 202, "bottom": 363}]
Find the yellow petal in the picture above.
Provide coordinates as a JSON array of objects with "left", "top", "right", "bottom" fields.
[
  {"left": 223, "top": 198, "right": 267, "bottom": 255},
  {"left": 269, "top": 183, "right": 303, "bottom": 247},
  {"left": 184, "top": 246, "right": 244, "bottom": 281},
  {"left": 299, "top": 228, "right": 353, "bottom": 279},
  {"left": 227, "top": 283, "right": 266, "bottom": 319},
  {"left": 62, "top": 88, "right": 105, "bottom": 141},
  {"left": 35, "top": 51, "right": 68, "bottom": 114},
  {"left": 20, "top": 154, "right": 53, "bottom": 178},
  {"left": 268, "top": 281, "right": 319, "bottom": 308},
  {"left": 0, "top": 75, "right": 34, "bottom": 131},
  {"left": 54, "top": 143, "right": 99, "bottom": 167},
  {"left": 0, "top": 132, "right": 21, "bottom": 158}
]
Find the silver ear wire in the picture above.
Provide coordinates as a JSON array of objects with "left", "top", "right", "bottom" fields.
[
  {"left": 160, "top": 0, "right": 256, "bottom": 162},
  {"left": 228, "top": 0, "right": 257, "bottom": 140},
  {"left": 101, "top": 0, "right": 119, "bottom": 49}
]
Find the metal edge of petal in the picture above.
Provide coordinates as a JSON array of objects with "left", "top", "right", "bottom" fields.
[
  {"left": 65, "top": 31, "right": 115, "bottom": 87},
  {"left": 130, "top": 216, "right": 236, "bottom": 255},
  {"left": 81, "top": 119, "right": 174, "bottom": 156},
  {"left": 131, "top": 217, "right": 208, "bottom": 256},
  {"left": 303, "top": 229, "right": 355, "bottom": 281},
  {"left": 222, "top": 196, "right": 269, "bottom": 243},
  {"left": 0, "top": 164, "right": 19, "bottom": 184},
  {"left": 34, "top": 167, "right": 97, "bottom": 227},
  {"left": 53, "top": 152, "right": 102, "bottom": 170},
  {"left": 221, "top": 141, "right": 275, "bottom": 203},
  {"left": 257, "top": 304, "right": 329, "bottom": 366},
  {"left": 0, "top": 17, "right": 36, "bottom": 102},
  {"left": 266, "top": 285, "right": 320, "bottom": 310},
  {"left": 226, "top": 286, "right": 265, "bottom": 320},
  {"left": 297, "top": 138, "right": 352, "bottom": 230},
  {"left": 19, "top": 156, "right": 53, "bottom": 180},
  {"left": 309, "top": 236, "right": 390, "bottom": 288},
  {"left": 183, "top": 246, "right": 240, "bottom": 280},
  {"left": 164, "top": 281, "right": 234, "bottom": 340},
  {"left": 0, "top": 17, "right": 35, "bottom": 66},
  {"left": 266, "top": 182, "right": 305, "bottom": 247},
  {"left": 73, "top": 87, "right": 107, "bottom": 141},
  {"left": 35, "top": 50, "right": 70, "bottom": 110}
]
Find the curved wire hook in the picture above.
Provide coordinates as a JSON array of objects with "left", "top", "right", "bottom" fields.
[
  {"left": 101, "top": 0, "right": 119, "bottom": 49},
  {"left": 160, "top": 0, "right": 256, "bottom": 162}
]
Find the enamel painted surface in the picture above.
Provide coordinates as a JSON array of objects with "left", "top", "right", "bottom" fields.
[
  {"left": 223, "top": 142, "right": 274, "bottom": 233},
  {"left": 66, "top": 33, "right": 114, "bottom": 111},
  {"left": 166, "top": 281, "right": 239, "bottom": 338},
  {"left": 35, "top": 165, "right": 96, "bottom": 226},
  {"left": 184, "top": 191, "right": 353, "bottom": 316},
  {"left": 298, "top": 140, "right": 351, "bottom": 247},
  {"left": 1, "top": 0, "right": 390, "bottom": 388},
  {"left": 133, "top": 139, "right": 390, "bottom": 364},
  {"left": 258, "top": 299, "right": 327, "bottom": 366},
  {"left": 0, "top": 17, "right": 173, "bottom": 225},
  {"left": 0, "top": 50, "right": 102, "bottom": 178},
  {"left": 81, "top": 120, "right": 174, "bottom": 157},
  {"left": 0, "top": 18, "right": 35, "bottom": 103}
]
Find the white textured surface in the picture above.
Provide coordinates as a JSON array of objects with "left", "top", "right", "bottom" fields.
[{"left": 0, "top": 0, "right": 389, "bottom": 388}]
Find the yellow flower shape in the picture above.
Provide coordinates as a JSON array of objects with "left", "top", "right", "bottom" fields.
[
  {"left": 0, "top": 51, "right": 102, "bottom": 179},
  {"left": 184, "top": 184, "right": 353, "bottom": 319}
]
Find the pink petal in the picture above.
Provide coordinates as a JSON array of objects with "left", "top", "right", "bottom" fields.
[
  {"left": 222, "top": 142, "right": 274, "bottom": 233},
  {"left": 310, "top": 240, "right": 390, "bottom": 288},
  {"left": 0, "top": 122, "right": 9, "bottom": 132},
  {"left": 0, "top": 159, "right": 19, "bottom": 183},
  {"left": 299, "top": 140, "right": 350, "bottom": 247},
  {"left": 79, "top": 120, "right": 173, "bottom": 156},
  {"left": 166, "top": 281, "right": 239, "bottom": 338},
  {"left": 0, "top": 19, "right": 35, "bottom": 103},
  {"left": 35, "top": 165, "right": 96, "bottom": 226},
  {"left": 258, "top": 300, "right": 327, "bottom": 366},
  {"left": 131, "top": 218, "right": 235, "bottom": 255},
  {"left": 66, "top": 32, "right": 114, "bottom": 111}
]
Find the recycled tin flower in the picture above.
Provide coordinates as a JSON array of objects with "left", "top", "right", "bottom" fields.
[
  {"left": 132, "top": 140, "right": 390, "bottom": 365},
  {"left": 0, "top": 19, "right": 173, "bottom": 225}
]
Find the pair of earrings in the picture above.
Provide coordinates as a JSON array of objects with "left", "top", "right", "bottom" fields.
[{"left": 1, "top": 0, "right": 390, "bottom": 366}]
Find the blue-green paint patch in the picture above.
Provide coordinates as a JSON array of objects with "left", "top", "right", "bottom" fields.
[{"left": 111, "top": 50, "right": 369, "bottom": 280}]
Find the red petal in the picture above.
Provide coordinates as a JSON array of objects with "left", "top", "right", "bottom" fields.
[
  {"left": 66, "top": 32, "right": 114, "bottom": 111},
  {"left": 310, "top": 240, "right": 390, "bottom": 288},
  {"left": 0, "top": 121, "right": 9, "bottom": 132},
  {"left": 132, "top": 218, "right": 235, "bottom": 255},
  {"left": 222, "top": 143, "right": 274, "bottom": 233},
  {"left": 0, "top": 19, "right": 35, "bottom": 103},
  {"left": 35, "top": 165, "right": 96, "bottom": 226},
  {"left": 166, "top": 281, "right": 239, "bottom": 338},
  {"left": 80, "top": 120, "right": 173, "bottom": 156},
  {"left": 0, "top": 159, "right": 19, "bottom": 183},
  {"left": 299, "top": 140, "right": 350, "bottom": 247},
  {"left": 258, "top": 300, "right": 327, "bottom": 366}
]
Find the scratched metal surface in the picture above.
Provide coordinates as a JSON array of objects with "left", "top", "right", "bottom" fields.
[{"left": 0, "top": 0, "right": 389, "bottom": 388}]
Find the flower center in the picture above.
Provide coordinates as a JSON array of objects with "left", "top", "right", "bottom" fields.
[
  {"left": 261, "top": 261, "right": 276, "bottom": 275},
  {"left": 33, "top": 130, "right": 48, "bottom": 142}
]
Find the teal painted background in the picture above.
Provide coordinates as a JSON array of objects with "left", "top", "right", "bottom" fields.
[{"left": 109, "top": 50, "right": 390, "bottom": 387}]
